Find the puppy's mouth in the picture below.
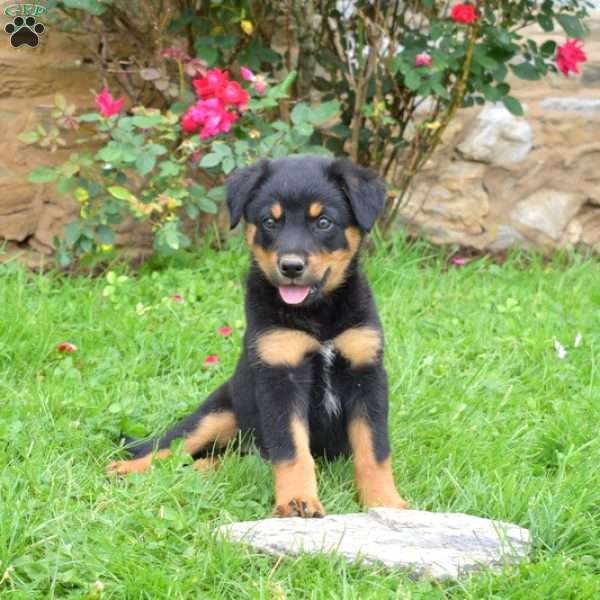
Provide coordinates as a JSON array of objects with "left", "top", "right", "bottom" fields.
[
  {"left": 278, "top": 285, "right": 313, "bottom": 305},
  {"left": 276, "top": 269, "right": 330, "bottom": 305}
]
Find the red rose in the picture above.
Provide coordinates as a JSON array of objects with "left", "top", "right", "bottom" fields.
[
  {"left": 204, "top": 354, "right": 219, "bottom": 366},
  {"left": 450, "top": 3, "right": 477, "bottom": 24},
  {"left": 181, "top": 98, "right": 239, "bottom": 139},
  {"left": 193, "top": 68, "right": 230, "bottom": 98},
  {"left": 181, "top": 111, "right": 200, "bottom": 134},
  {"left": 556, "top": 39, "right": 587, "bottom": 76},
  {"left": 216, "top": 80, "right": 250, "bottom": 107}
]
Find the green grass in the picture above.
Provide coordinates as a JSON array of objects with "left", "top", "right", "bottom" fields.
[{"left": 2, "top": 236, "right": 600, "bottom": 599}]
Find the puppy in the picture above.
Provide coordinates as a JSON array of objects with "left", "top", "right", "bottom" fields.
[{"left": 108, "top": 155, "right": 408, "bottom": 517}]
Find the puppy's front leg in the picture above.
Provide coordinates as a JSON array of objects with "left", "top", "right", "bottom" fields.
[
  {"left": 254, "top": 328, "right": 324, "bottom": 518},
  {"left": 346, "top": 367, "right": 408, "bottom": 509},
  {"left": 334, "top": 327, "right": 408, "bottom": 509}
]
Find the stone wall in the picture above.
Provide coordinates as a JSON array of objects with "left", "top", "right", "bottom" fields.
[
  {"left": 0, "top": 29, "right": 97, "bottom": 265},
  {"left": 400, "top": 11, "right": 600, "bottom": 254},
  {"left": 1, "top": 14, "right": 600, "bottom": 265}
]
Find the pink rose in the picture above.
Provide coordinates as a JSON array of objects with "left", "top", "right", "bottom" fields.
[
  {"left": 240, "top": 66, "right": 254, "bottom": 81},
  {"left": 415, "top": 53, "right": 432, "bottom": 68}
]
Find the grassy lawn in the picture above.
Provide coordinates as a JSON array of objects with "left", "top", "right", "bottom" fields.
[{"left": 2, "top": 236, "right": 600, "bottom": 599}]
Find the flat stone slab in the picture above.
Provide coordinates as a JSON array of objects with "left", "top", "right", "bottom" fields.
[{"left": 218, "top": 509, "right": 530, "bottom": 580}]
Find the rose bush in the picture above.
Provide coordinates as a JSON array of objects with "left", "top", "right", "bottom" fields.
[{"left": 21, "top": 1, "right": 591, "bottom": 263}]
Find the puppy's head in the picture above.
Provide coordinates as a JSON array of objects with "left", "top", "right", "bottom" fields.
[{"left": 227, "top": 155, "right": 385, "bottom": 306}]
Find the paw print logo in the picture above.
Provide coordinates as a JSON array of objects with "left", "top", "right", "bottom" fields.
[{"left": 4, "top": 16, "right": 45, "bottom": 48}]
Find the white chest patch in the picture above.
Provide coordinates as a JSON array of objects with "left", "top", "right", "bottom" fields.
[{"left": 319, "top": 342, "right": 341, "bottom": 418}]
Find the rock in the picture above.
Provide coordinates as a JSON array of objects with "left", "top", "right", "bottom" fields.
[
  {"left": 404, "top": 162, "right": 489, "bottom": 237},
  {"left": 218, "top": 509, "right": 530, "bottom": 580},
  {"left": 582, "top": 64, "right": 600, "bottom": 88},
  {"left": 0, "top": 184, "right": 42, "bottom": 242},
  {"left": 489, "top": 225, "right": 526, "bottom": 252},
  {"left": 511, "top": 190, "right": 586, "bottom": 241},
  {"left": 560, "top": 218, "right": 583, "bottom": 247},
  {"left": 539, "top": 97, "right": 600, "bottom": 115},
  {"left": 579, "top": 206, "right": 600, "bottom": 247},
  {"left": 457, "top": 104, "right": 533, "bottom": 167}
]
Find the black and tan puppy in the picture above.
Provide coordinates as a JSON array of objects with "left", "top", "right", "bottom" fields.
[{"left": 108, "top": 155, "right": 408, "bottom": 517}]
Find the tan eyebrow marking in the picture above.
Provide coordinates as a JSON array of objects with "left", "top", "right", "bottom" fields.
[
  {"left": 271, "top": 202, "right": 283, "bottom": 219},
  {"left": 309, "top": 202, "right": 323, "bottom": 218}
]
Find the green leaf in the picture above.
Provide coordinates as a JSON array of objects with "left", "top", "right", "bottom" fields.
[
  {"left": 294, "top": 122, "right": 313, "bottom": 137},
  {"left": 146, "top": 144, "right": 168, "bottom": 157},
  {"left": 510, "top": 62, "right": 541, "bottom": 81},
  {"left": 62, "top": 0, "right": 107, "bottom": 15},
  {"left": 404, "top": 70, "right": 421, "bottom": 91},
  {"left": 107, "top": 186, "right": 136, "bottom": 202},
  {"left": 130, "top": 115, "right": 163, "bottom": 128},
  {"left": 307, "top": 100, "right": 340, "bottom": 125},
  {"left": 165, "top": 229, "right": 181, "bottom": 250},
  {"left": 28, "top": 168, "right": 58, "bottom": 183},
  {"left": 199, "top": 153, "right": 222, "bottom": 168},
  {"left": 18, "top": 131, "right": 40, "bottom": 144},
  {"left": 222, "top": 157, "right": 236, "bottom": 174},
  {"left": 188, "top": 183, "right": 207, "bottom": 199},
  {"left": 64, "top": 222, "right": 81, "bottom": 247},
  {"left": 537, "top": 13, "right": 553, "bottom": 32},
  {"left": 234, "top": 140, "right": 250, "bottom": 154},
  {"left": 495, "top": 82, "right": 510, "bottom": 97},
  {"left": 159, "top": 161, "right": 181, "bottom": 178},
  {"left": 79, "top": 238, "right": 94, "bottom": 253},
  {"left": 96, "top": 144, "right": 123, "bottom": 163},
  {"left": 291, "top": 103, "right": 311, "bottom": 126},
  {"left": 96, "top": 225, "right": 115, "bottom": 245},
  {"left": 196, "top": 46, "right": 219, "bottom": 67},
  {"left": 502, "top": 96, "right": 524, "bottom": 117},
  {"left": 185, "top": 204, "right": 200, "bottom": 219},
  {"left": 556, "top": 14, "right": 586, "bottom": 39},
  {"left": 135, "top": 153, "right": 156, "bottom": 176},
  {"left": 79, "top": 113, "right": 101, "bottom": 122},
  {"left": 57, "top": 176, "right": 77, "bottom": 195},
  {"left": 207, "top": 185, "right": 226, "bottom": 201},
  {"left": 212, "top": 143, "right": 232, "bottom": 157},
  {"left": 198, "top": 198, "right": 218, "bottom": 214},
  {"left": 540, "top": 40, "right": 557, "bottom": 57},
  {"left": 474, "top": 52, "right": 498, "bottom": 71}
]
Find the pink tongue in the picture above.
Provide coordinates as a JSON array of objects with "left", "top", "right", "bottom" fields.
[{"left": 278, "top": 286, "right": 311, "bottom": 304}]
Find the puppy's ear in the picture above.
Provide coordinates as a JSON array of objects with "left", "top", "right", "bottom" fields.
[
  {"left": 328, "top": 160, "right": 386, "bottom": 232},
  {"left": 226, "top": 159, "right": 270, "bottom": 229}
]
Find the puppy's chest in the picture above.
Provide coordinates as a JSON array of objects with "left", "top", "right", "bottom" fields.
[{"left": 316, "top": 341, "right": 342, "bottom": 418}]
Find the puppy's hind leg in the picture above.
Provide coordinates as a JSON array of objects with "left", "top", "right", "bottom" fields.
[{"left": 107, "top": 382, "right": 238, "bottom": 476}]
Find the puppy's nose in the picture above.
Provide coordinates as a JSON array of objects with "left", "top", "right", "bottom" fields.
[{"left": 279, "top": 255, "right": 306, "bottom": 278}]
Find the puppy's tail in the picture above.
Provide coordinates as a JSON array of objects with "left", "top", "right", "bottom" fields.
[{"left": 119, "top": 382, "right": 238, "bottom": 459}]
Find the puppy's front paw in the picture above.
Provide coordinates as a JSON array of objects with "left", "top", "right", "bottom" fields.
[
  {"left": 362, "top": 490, "right": 409, "bottom": 510},
  {"left": 274, "top": 496, "right": 325, "bottom": 518}
]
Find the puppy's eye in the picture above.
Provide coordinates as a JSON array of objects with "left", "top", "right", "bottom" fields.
[
  {"left": 262, "top": 217, "right": 277, "bottom": 230},
  {"left": 316, "top": 216, "right": 332, "bottom": 231}
]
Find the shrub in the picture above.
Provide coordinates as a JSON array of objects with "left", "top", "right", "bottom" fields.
[{"left": 22, "top": 1, "right": 591, "bottom": 263}]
